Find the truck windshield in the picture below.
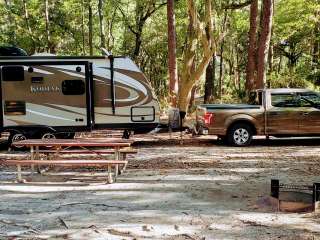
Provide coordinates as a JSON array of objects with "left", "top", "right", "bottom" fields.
[{"left": 300, "top": 92, "right": 320, "bottom": 106}]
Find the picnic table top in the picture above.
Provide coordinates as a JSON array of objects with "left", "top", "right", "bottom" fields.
[{"left": 12, "top": 138, "right": 133, "bottom": 147}]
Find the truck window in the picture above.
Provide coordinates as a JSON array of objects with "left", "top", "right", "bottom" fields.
[
  {"left": 62, "top": 80, "right": 85, "bottom": 95},
  {"left": 248, "top": 91, "right": 262, "bottom": 105},
  {"left": 271, "top": 94, "right": 299, "bottom": 107},
  {"left": 1, "top": 66, "right": 24, "bottom": 81}
]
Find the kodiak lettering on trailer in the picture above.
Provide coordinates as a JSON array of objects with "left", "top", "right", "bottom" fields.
[{"left": 30, "top": 86, "right": 60, "bottom": 93}]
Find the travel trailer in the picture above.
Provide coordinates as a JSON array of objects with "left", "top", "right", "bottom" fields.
[{"left": 0, "top": 49, "right": 160, "bottom": 145}]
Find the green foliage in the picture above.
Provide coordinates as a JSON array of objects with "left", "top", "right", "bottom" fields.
[
  {"left": 268, "top": 72, "right": 311, "bottom": 89},
  {"left": 0, "top": 0, "right": 319, "bottom": 108}
]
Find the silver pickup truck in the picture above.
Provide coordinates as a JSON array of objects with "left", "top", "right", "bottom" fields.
[{"left": 196, "top": 88, "right": 320, "bottom": 146}]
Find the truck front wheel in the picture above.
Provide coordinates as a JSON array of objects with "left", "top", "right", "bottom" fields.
[{"left": 227, "top": 123, "right": 253, "bottom": 146}]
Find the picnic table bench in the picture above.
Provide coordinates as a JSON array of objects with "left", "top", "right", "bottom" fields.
[
  {"left": 5, "top": 159, "right": 127, "bottom": 183},
  {"left": 6, "top": 138, "right": 136, "bottom": 183}
]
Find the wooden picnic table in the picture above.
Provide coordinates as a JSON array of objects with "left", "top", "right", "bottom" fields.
[
  {"left": 9, "top": 138, "right": 134, "bottom": 183},
  {"left": 13, "top": 138, "right": 132, "bottom": 160}
]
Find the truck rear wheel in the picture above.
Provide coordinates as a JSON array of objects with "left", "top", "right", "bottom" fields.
[{"left": 227, "top": 123, "right": 253, "bottom": 146}]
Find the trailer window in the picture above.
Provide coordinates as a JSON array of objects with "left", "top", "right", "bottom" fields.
[
  {"left": 62, "top": 80, "right": 85, "bottom": 95},
  {"left": 4, "top": 101, "right": 26, "bottom": 115},
  {"left": 1, "top": 66, "right": 24, "bottom": 81}
]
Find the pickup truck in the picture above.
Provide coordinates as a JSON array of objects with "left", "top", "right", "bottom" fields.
[{"left": 196, "top": 88, "right": 320, "bottom": 146}]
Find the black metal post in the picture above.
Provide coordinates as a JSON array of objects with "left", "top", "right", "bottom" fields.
[
  {"left": 179, "top": 111, "right": 186, "bottom": 131},
  {"left": 271, "top": 179, "right": 279, "bottom": 199},
  {"left": 313, "top": 183, "right": 320, "bottom": 211},
  {"left": 109, "top": 55, "right": 116, "bottom": 115}
]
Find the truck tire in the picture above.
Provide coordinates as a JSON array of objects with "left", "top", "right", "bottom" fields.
[{"left": 227, "top": 123, "right": 253, "bottom": 146}]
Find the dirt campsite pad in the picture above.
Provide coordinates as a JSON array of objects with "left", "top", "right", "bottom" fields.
[{"left": 0, "top": 133, "right": 320, "bottom": 239}]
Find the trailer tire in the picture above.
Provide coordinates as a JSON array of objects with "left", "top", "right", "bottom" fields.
[
  {"left": 227, "top": 123, "right": 253, "bottom": 146},
  {"left": 41, "top": 132, "right": 56, "bottom": 140},
  {"left": 8, "top": 131, "right": 28, "bottom": 150},
  {"left": 65, "top": 132, "right": 75, "bottom": 139}
]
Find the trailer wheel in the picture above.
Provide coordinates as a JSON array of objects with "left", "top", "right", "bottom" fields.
[
  {"left": 227, "top": 123, "right": 253, "bottom": 146},
  {"left": 64, "top": 132, "right": 75, "bottom": 139},
  {"left": 8, "top": 132, "right": 27, "bottom": 150},
  {"left": 41, "top": 132, "right": 57, "bottom": 149},
  {"left": 41, "top": 133, "right": 56, "bottom": 140}
]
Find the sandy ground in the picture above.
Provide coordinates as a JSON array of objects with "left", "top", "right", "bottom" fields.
[{"left": 0, "top": 133, "right": 320, "bottom": 239}]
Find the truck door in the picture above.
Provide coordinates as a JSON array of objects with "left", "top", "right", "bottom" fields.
[
  {"left": 298, "top": 92, "right": 320, "bottom": 134},
  {"left": 266, "top": 93, "right": 302, "bottom": 135}
]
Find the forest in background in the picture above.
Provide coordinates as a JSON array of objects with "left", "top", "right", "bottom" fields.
[{"left": 0, "top": 0, "right": 319, "bottom": 112}]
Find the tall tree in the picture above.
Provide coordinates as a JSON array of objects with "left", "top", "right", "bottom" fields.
[
  {"left": 218, "top": 11, "right": 228, "bottom": 99},
  {"left": 245, "top": 0, "right": 258, "bottom": 91},
  {"left": 118, "top": 0, "right": 166, "bottom": 60},
  {"left": 98, "top": 0, "right": 106, "bottom": 50},
  {"left": 22, "top": 0, "right": 36, "bottom": 53},
  {"left": 4, "top": 0, "right": 16, "bottom": 45},
  {"left": 45, "top": 0, "right": 52, "bottom": 52},
  {"left": 81, "top": 0, "right": 86, "bottom": 55},
  {"left": 167, "top": 0, "right": 178, "bottom": 106},
  {"left": 313, "top": 3, "right": 320, "bottom": 65},
  {"left": 88, "top": 0, "right": 93, "bottom": 55},
  {"left": 256, "top": 0, "right": 273, "bottom": 89},
  {"left": 204, "top": 55, "right": 216, "bottom": 103},
  {"left": 178, "top": 0, "right": 225, "bottom": 112}
]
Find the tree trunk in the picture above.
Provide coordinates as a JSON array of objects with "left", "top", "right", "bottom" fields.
[
  {"left": 278, "top": 54, "right": 282, "bottom": 74},
  {"left": 256, "top": 0, "right": 273, "bottom": 89},
  {"left": 45, "top": 0, "right": 51, "bottom": 52},
  {"left": 268, "top": 43, "right": 274, "bottom": 73},
  {"left": 88, "top": 0, "right": 93, "bottom": 56},
  {"left": 107, "top": 10, "right": 116, "bottom": 51},
  {"left": 98, "top": 0, "right": 106, "bottom": 50},
  {"left": 204, "top": 55, "right": 216, "bottom": 103},
  {"left": 22, "top": 0, "right": 36, "bottom": 53},
  {"left": 81, "top": 0, "right": 86, "bottom": 55},
  {"left": 218, "top": 11, "right": 228, "bottom": 99},
  {"left": 219, "top": 43, "right": 224, "bottom": 99},
  {"left": 189, "top": 85, "right": 197, "bottom": 109},
  {"left": 234, "top": 49, "right": 240, "bottom": 92},
  {"left": 167, "top": 0, "right": 178, "bottom": 107},
  {"left": 133, "top": 29, "right": 142, "bottom": 60},
  {"left": 178, "top": 0, "right": 218, "bottom": 113},
  {"left": 245, "top": 0, "right": 258, "bottom": 91},
  {"left": 313, "top": 11, "right": 320, "bottom": 65}
]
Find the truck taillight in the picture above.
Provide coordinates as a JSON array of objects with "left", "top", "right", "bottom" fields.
[{"left": 204, "top": 112, "right": 214, "bottom": 125}]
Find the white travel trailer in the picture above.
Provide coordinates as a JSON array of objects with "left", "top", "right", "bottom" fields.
[{"left": 0, "top": 51, "right": 160, "bottom": 144}]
